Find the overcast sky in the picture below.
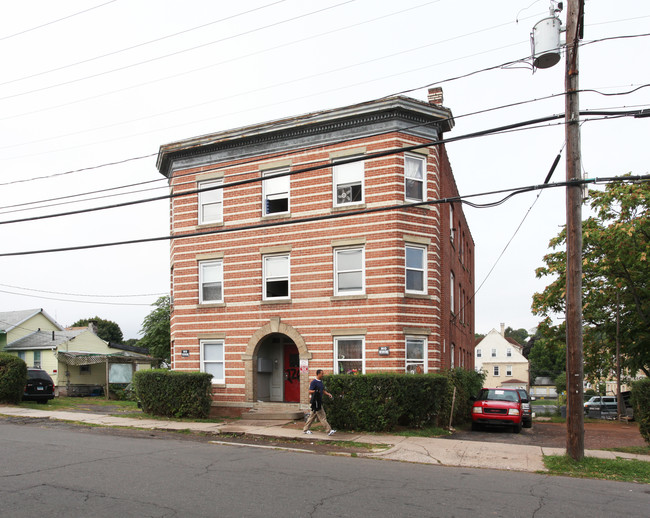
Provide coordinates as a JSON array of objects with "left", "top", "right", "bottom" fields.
[{"left": 0, "top": 0, "right": 648, "bottom": 340}]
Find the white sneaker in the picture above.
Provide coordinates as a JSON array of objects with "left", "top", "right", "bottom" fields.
[
  {"left": 328, "top": 430, "right": 337, "bottom": 436},
  {"left": 303, "top": 430, "right": 312, "bottom": 434}
]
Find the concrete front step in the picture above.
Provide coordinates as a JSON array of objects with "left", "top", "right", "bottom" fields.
[{"left": 242, "top": 403, "right": 305, "bottom": 420}]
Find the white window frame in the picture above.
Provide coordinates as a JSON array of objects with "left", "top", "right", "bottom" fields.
[
  {"left": 334, "top": 247, "right": 365, "bottom": 296},
  {"left": 450, "top": 343, "right": 455, "bottom": 368},
  {"left": 263, "top": 254, "right": 290, "bottom": 300},
  {"left": 449, "top": 205, "right": 455, "bottom": 244},
  {"left": 334, "top": 336, "right": 365, "bottom": 375},
  {"left": 506, "top": 347, "right": 512, "bottom": 357},
  {"left": 405, "top": 245, "right": 426, "bottom": 294},
  {"left": 33, "top": 350, "right": 41, "bottom": 369},
  {"left": 491, "top": 348, "right": 497, "bottom": 358},
  {"left": 406, "top": 337, "right": 427, "bottom": 374},
  {"left": 198, "top": 179, "right": 223, "bottom": 225},
  {"left": 199, "top": 260, "right": 223, "bottom": 304},
  {"left": 450, "top": 271, "right": 455, "bottom": 314},
  {"left": 405, "top": 154, "right": 426, "bottom": 201},
  {"left": 493, "top": 365, "right": 500, "bottom": 376},
  {"left": 200, "top": 340, "right": 225, "bottom": 384},
  {"left": 333, "top": 158, "right": 364, "bottom": 206},
  {"left": 262, "top": 168, "right": 290, "bottom": 216},
  {"left": 476, "top": 349, "right": 482, "bottom": 358},
  {"left": 506, "top": 365, "right": 513, "bottom": 376}
]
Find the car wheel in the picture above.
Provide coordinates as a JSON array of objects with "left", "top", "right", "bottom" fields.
[
  {"left": 523, "top": 419, "right": 532, "bottom": 429},
  {"left": 512, "top": 422, "right": 522, "bottom": 433}
]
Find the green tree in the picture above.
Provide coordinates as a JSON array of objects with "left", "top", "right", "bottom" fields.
[
  {"left": 138, "top": 296, "right": 171, "bottom": 363},
  {"left": 526, "top": 318, "right": 566, "bottom": 383},
  {"left": 72, "top": 316, "right": 124, "bottom": 344},
  {"left": 504, "top": 326, "right": 529, "bottom": 347},
  {"left": 532, "top": 178, "right": 650, "bottom": 379}
]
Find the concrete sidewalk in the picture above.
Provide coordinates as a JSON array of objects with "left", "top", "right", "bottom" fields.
[{"left": 1, "top": 405, "right": 647, "bottom": 473}]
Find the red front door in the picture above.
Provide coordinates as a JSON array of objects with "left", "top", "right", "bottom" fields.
[{"left": 283, "top": 343, "right": 300, "bottom": 402}]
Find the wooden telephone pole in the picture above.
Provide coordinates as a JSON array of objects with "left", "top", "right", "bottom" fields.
[{"left": 564, "top": 0, "right": 585, "bottom": 461}]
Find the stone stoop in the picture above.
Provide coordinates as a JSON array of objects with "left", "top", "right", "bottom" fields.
[{"left": 241, "top": 402, "right": 305, "bottom": 420}]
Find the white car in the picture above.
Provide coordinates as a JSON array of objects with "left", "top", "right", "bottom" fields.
[{"left": 584, "top": 396, "right": 617, "bottom": 414}]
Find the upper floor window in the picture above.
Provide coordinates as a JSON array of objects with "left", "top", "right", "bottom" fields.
[
  {"left": 201, "top": 340, "right": 225, "bottom": 384},
  {"left": 449, "top": 205, "right": 455, "bottom": 244},
  {"left": 493, "top": 365, "right": 500, "bottom": 376},
  {"left": 405, "top": 154, "right": 426, "bottom": 201},
  {"left": 476, "top": 348, "right": 482, "bottom": 358},
  {"left": 263, "top": 254, "right": 290, "bottom": 300},
  {"left": 406, "top": 337, "right": 426, "bottom": 374},
  {"left": 199, "top": 260, "right": 223, "bottom": 304},
  {"left": 334, "top": 336, "right": 364, "bottom": 374},
  {"left": 262, "top": 168, "right": 289, "bottom": 216},
  {"left": 450, "top": 271, "right": 455, "bottom": 314},
  {"left": 491, "top": 348, "right": 497, "bottom": 358},
  {"left": 450, "top": 343, "right": 455, "bottom": 368},
  {"left": 507, "top": 347, "right": 512, "bottom": 357},
  {"left": 198, "top": 179, "right": 223, "bottom": 225},
  {"left": 333, "top": 158, "right": 364, "bottom": 206},
  {"left": 405, "top": 245, "right": 426, "bottom": 293},
  {"left": 506, "top": 365, "right": 513, "bottom": 376},
  {"left": 334, "top": 247, "right": 364, "bottom": 295}
]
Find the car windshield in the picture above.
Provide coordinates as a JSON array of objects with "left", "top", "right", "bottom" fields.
[
  {"left": 478, "top": 389, "right": 519, "bottom": 402},
  {"left": 27, "top": 370, "right": 51, "bottom": 380},
  {"left": 516, "top": 390, "right": 529, "bottom": 401}
]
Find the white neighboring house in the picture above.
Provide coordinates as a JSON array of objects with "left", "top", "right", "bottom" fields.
[{"left": 475, "top": 325, "right": 529, "bottom": 390}]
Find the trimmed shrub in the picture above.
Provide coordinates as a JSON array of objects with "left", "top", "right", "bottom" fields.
[
  {"left": 133, "top": 369, "right": 213, "bottom": 419},
  {"left": 440, "top": 367, "right": 486, "bottom": 427},
  {"left": 0, "top": 353, "right": 27, "bottom": 404},
  {"left": 631, "top": 378, "right": 650, "bottom": 444}
]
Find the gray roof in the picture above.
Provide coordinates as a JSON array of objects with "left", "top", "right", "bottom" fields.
[
  {"left": 0, "top": 308, "right": 64, "bottom": 333},
  {"left": 4, "top": 329, "right": 85, "bottom": 350}
]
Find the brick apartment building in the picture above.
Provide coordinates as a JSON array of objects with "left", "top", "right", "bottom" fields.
[{"left": 156, "top": 88, "right": 475, "bottom": 416}]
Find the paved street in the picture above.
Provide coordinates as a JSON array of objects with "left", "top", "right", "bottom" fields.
[{"left": 1, "top": 421, "right": 648, "bottom": 518}]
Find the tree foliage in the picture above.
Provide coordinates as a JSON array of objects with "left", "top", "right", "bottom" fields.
[
  {"left": 72, "top": 316, "right": 124, "bottom": 344},
  {"left": 138, "top": 296, "right": 171, "bottom": 363},
  {"left": 532, "top": 178, "right": 650, "bottom": 379},
  {"left": 527, "top": 319, "right": 566, "bottom": 382},
  {"left": 504, "top": 326, "right": 529, "bottom": 347}
]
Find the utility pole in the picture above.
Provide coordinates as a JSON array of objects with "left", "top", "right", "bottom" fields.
[{"left": 564, "top": 0, "right": 585, "bottom": 461}]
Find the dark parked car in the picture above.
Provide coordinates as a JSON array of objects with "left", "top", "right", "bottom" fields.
[
  {"left": 516, "top": 388, "right": 534, "bottom": 428},
  {"left": 583, "top": 395, "right": 617, "bottom": 416},
  {"left": 471, "top": 388, "right": 523, "bottom": 433},
  {"left": 23, "top": 368, "right": 55, "bottom": 403}
]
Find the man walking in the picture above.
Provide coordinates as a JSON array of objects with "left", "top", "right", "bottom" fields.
[{"left": 303, "top": 369, "right": 336, "bottom": 436}]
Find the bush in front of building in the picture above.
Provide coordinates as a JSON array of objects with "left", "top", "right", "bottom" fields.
[
  {"left": 0, "top": 353, "right": 27, "bottom": 404},
  {"left": 631, "top": 378, "right": 650, "bottom": 444},
  {"left": 133, "top": 369, "right": 213, "bottom": 419},
  {"left": 324, "top": 369, "right": 485, "bottom": 432}
]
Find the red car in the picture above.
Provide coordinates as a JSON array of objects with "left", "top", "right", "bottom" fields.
[{"left": 471, "top": 388, "right": 523, "bottom": 433}]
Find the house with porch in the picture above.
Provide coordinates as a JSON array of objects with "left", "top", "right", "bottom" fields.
[
  {"left": 475, "top": 325, "right": 530, "bottom": 390},
  {"left": 156, "top": 89, "right": 475, "bottom": 416}
]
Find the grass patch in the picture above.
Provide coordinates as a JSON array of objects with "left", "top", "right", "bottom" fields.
[
  {"left": 603, "top": 445, "right": 650, "bottom": 456},
  {"left": 19, "top": 397, "right": 139, "bottom": 412},
  {"left": 543, "top": 454, "right": 650, "bottom": 483},
  {"left": 324, "top": 440, "right": 390, "bottom": 451},
  {"left": 531, "top": 399, "right": 558, "bottom": 406},
  {"left": 117, "top": 411, "right": 224, "bottom": 424}
]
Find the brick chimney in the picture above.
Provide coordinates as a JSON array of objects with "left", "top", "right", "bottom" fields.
[{"left": 427, "top": 87, "right": 443, "bottom": 106}]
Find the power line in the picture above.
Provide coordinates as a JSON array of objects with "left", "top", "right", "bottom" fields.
[
  {"left": 2, "top": 174, "right": 648, "bottom": 258},
  {"left": 0, "top": 1, "right": 117, "bottom": 42},
  {"left": 0, "top": 288, "right": 158, "bottom": 307}
]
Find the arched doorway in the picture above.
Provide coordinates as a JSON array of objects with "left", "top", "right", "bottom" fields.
[{"left": 255, "top": 333, "right": 300, "bottom": 402}]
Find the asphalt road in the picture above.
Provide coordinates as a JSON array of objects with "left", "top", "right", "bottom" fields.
[{"left": 0, "top": 421, "right": 648, "bottom": 518}]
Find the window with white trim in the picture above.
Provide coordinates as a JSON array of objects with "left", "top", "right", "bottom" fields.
[
  {"left": 333, "top": 158, "right": 364, "bottom": 206},
  {"left": 198, "top": 179, "right": 223, "bottom": 225},
  {"left": 33, "top": 350, "right": 41, "bottom": 369},
  {"left": 334, "top": 247, "right": 364, "bottom": 295},
  {"left": 493, "top": 365, "right": 500, "bottom": 376},
  {"left": 476, "top": 349, "right": 482, "bottom": 358},
  {"left": 450, "top": 271, "right": 455, "bottom": 314},
  {"left": 491, "top": 348, "right": 497, "bottom": 358},
  {"left": 262, "top": 168, "right": 289, "bottom": 216},
  {"left": 449, "top": 205, "right": 455, "bottom": 244},
  {"left": 334, "top": 336, "right": 364, "bottom": 374},
  {"left": 506, "top": 347, "right": 512, "bottom": 357},
  {"left": 405, "top": 154, "right": 426, "bottom": 201},
  {"left": 450, "top": 343, "right": 455, "bottom": 368},
  {"left": 199, "top": 260, "right": 223, "bottom": 304},
  {"left": 405, "top": 245, "right": 426, "bottom": 293},
  {"left": 263, "top": 254, "right": 290, "bottom": 300},
  {"left": 506, "top": 365, "right": 512, "bottom": 376},
  {"left": 200, "top": 340, "right": 225, "bottom": 384},
  {"left": 406, "top": 337, "right": 426, "bottom": 374}
]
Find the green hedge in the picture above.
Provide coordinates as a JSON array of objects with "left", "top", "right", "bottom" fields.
[
  {"left": 133, "top": 369, "right": 213, "bottom": 419},
  {"left": 631, "top": 378, "right": 650, "bottom": 444},
  {"left": 0, "top": 353, "right": 27, "bottom": 404},
  {"left": 323, "top": 369, "right": 484, "bottom": 432}
]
